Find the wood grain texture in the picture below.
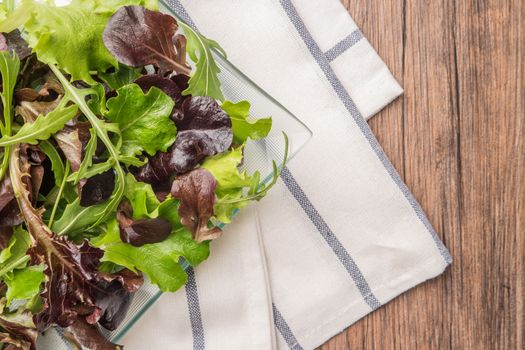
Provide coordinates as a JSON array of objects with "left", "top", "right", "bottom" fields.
[{"left": 318, "top": 0, "right": 525, "bottom": 349}]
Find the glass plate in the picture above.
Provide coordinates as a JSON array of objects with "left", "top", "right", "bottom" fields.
[{"left": 36, "top": 3, "right": 312, "bottom": 349}]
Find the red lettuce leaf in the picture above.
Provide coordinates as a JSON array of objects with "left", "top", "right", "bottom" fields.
[
  {"left": 103, "top": 6, "right": 190, "bottom": 75},
  {"left": 134, "top": 96, "right": 233, "bottom": 184},
  {"left": 8, "top": 145, "right": 140, "bottom": 348},
  {"left": 66, "top": 316, "right": 122, "bottom": 350},
  {"left": 79, "top": 169, "right": 116, "bottom": 207},
  {"left": 0, "top": 177, "right": 14, "bottom": 213},
  {"left": 116, "top": 202, "right": 172, "bottom": 247},
  {"left": 1, "top": 30, "right": 31, "bottom": 60},
  {"left": 170, "top": 168, "right": 222, "bottom": 242}
]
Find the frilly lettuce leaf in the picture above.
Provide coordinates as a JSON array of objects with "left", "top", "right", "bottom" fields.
[
  {"left": 105, "top": 84, "right": 177, "bottom": 157},
  {"left": 221, "top": 100, "right": 272, "bottom": 143},
  {"left": 92, "top": 219, "right": 209, "bottom": 292},
  {"left": 4, "top": 0, "right": 158, "bottom": 84},
  {"left": 124, "top": 173, "right": 181, "bottom": 227},
  {"left": 201, "top": 147, "right": 255, "bottom": 223},
  {"left": 0, "top": 226, "right": 31, "bottom": 276},
  {"left": 23, "top": 2, "right": 118, "bottom": 84},
  {"left": 4, "top": 265, "right": 45, "bottom": 306},
  {"left": 0, "top": 227, "right": 45, "bottom": 307}
]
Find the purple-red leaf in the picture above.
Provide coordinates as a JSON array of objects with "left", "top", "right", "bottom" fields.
[
  {"left": 79, "top": 169, "right": 116, "bottom": 207},
  {"left": 0, "top": 178, "right": 14, "bottom": 213},
  {"left": 66, "top": 316, "right": 122, "bottom": 350},
  {"left": 103, "top": 6, "right": 190, "bottom": 75},
  {"left": 116, "top": 202, "right": 172, "bottom": 247},
  {"left": 171, "top": 169, "right": 222, "bottom": 242},
  {"left": 8, "top": 145, "right": 137, "bottom": 348},
  {"left": 1, "top": 30, "right": 31, "bottom": 60},
  {"left": 134, "top": 96, "right": 233, "bottom": 184}
]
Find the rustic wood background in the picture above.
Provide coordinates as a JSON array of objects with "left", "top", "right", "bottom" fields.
[{"left": 318, "top": 0, "right": 524, "bottom": 349}]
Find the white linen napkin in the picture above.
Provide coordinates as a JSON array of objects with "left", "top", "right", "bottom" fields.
[{"left": 122, "top": 1, "right": 452, "bottom": 349}]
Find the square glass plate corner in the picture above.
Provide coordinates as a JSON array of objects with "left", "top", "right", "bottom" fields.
[{"left": 36, "top": 4, "right": 312, "bottom": 349}]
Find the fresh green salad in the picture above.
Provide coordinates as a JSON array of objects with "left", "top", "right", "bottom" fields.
[{"left": 0, "top": 1, "right": 285, "bottom": 348}]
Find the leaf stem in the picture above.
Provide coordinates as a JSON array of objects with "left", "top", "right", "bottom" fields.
[{"left": 48, "top": 161, "right": 70, "bottom": 228}]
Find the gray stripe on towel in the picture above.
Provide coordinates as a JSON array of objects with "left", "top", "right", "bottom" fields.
[
  {"left": 273, "top": 304, "right": 305, "bottom": 350},
  {"left": 281, "top": 167, "right": 382, "bottom": 310},
  {"left": 279, "top": 0, "right": 452, "bottom": 265},
  {"left": 325, "top": 29, "right": 363, "bottom": 62},
  {"left": 185, "top": 267, "right": 206, "bottom": 350}
]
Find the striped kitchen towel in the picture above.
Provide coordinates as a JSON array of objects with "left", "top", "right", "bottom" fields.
[{"left": 123, "top": 0, "right": 452, "bottom": 349}]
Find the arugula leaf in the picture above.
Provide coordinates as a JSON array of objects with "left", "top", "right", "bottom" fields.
[
  {"left": 221, "top": 100, "right": 272, "bottom": 143},
  {"left": 4, "top": 265, "right": 45, "bottom": 306},
  {"left": 92, "top": 220, "right": 209, "bottom": 292},
  {"left": 180, "top": 21, "right": 226, "bottom": 100},
  {"left": 38, "top": 140, "right": 65, "bottom": 187},
  {"left": 105, "top": 84, "right": 176, "bottom": 157},
  {"left": 0, "top": 103, "right": 78, "bottom": 147},
  {"left": 50, "top": 65, "right": 126, "bottom": 233},
  {"left": 51, "top": 198, "right": 106, "bottom": 236}
]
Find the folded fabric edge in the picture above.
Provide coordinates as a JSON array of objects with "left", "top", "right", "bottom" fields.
[{"left": 298, "top": 254, "right": 450, "bottom": 349}]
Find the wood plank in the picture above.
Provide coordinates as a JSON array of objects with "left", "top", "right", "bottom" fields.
[{"left": 318, "top": 0, "right": 525, "bottom": 349}]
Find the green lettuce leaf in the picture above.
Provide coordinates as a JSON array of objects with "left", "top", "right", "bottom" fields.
[
  {"left": 4, "top": 265, "right": 45, "bottom": 306},
  {"left": 0, "top": 227, "right": 44, "bottom": 306},
  {"left": 99, "top": 65, "right": 142, "bottom": 90},
  {"left": 0, "top": 0, "right": 33, "bottom": 33},
  {"left": 91, "top": 219, "right": 209, "bottom": 292},
  {"left": 124, "top": 173, "right": 161, "bottom": 218},
  {"left": 221, "top": 100, "right": 272, "bottom": 143},
  {"left": 201, "top": 147, "right": 255, "bottom": 223},
  {"left": 23, "top": 2, "right": 117, "bottom": 84},
  {"left": 0, "top": 227, "right": 31, "bottom": 277},
  {"left": 124, "top": 173, "right": 181, "bottom": 227},
  {"left": 105, "top": 84, "right": 176, "bottom": 156}
]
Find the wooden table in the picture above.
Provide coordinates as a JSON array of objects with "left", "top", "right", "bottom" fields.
[{"left": 318, "top": 1, "right": 524, "bottom": 349}]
